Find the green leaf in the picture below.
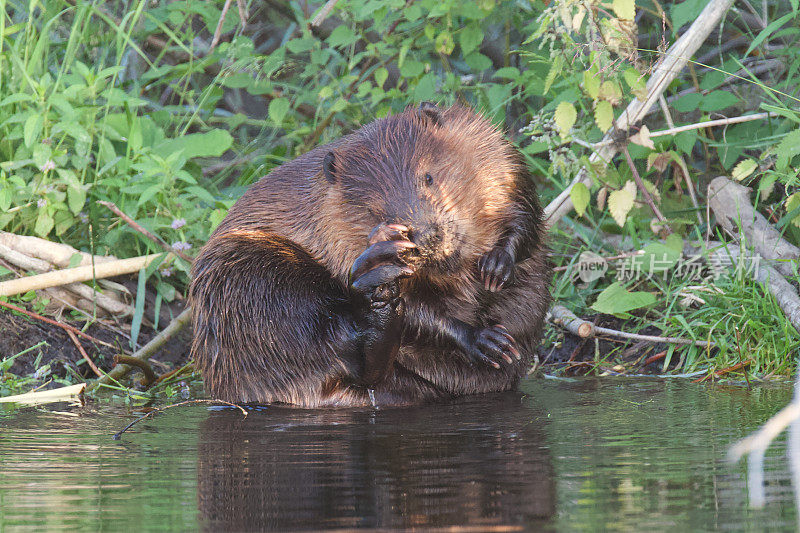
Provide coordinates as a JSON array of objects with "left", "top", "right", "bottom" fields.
[
  {"left": 0, "top": 187, "right": 11, "bottom": 212},
  {"left": 187, "top": 185, "right": 216, "bottom": 204},
  {"left": 673, "top": 93, "right": 702, "bottom": 113},
  {"left": 665, "top": 233, "right": 684, "bottom": 254},
  {"left": 583, "top": 66, "right": 600, "bottom": 99},
  {"left": 638, "top": 243, "right": 680, "bottom": 273},
  {"left": 53, "top": 209, "right": 73, "bottom": 236},
  {"left": 776, "top": 128, "right": 800, "bottom": 171},
  {"left": 699, "top": 90, "right": 739, "bottom": 112},
  {"left": 786, "top": 193, "right": 800, "bottom": 228},
  {"left": 464, "top": 52, "right": 492, "bottom": 71},
  {"left": 674, "top": 131, "right": 697, "bottom": 154},
  {"left": 594, "top": 100, "right": 613, "bottom": 132},
  {"left": 759, "top": 174, "right": 777, "bottom": 198},
  {"left": 493, "top": 67, "right": 520, "bottom": 81},
  {"left": 0, "top": 93, "right": 34, "bottom": 106},
  {"left": 459, "top": 24, "right": 484, "bottom": 56},
  {"left": 670, "top": 0, "right": 706, "bottom": 33},
  {"left": 153, "top": 129, "right": 233, "bottom": 160},
  {"left": 34, "top": 209, "right": 54, "bottom": 237},
  {"left": 612, "top": 0, "right": 635, "bottom": 20},
  {"left": 268, "top": 97, "right": 290, "bottom": 125},
  {"left": 554, "top": 101, "right": 577, "bottom": 137},
  {"left": 130, "top": 267, "right": 148, "bottom": 350},
  {"left": 285, "top": 38, "right": 315, "bottom": 53},
  {"left": 435, "top": 30, "right": 455, "bottom": 55},
  {"left": 591, "top": 281, "right": 656, "bottom": 317},
  {"left": 327, "top": 25, "right": 359, "bottom": 48},
  {"left": 608, "top": 181, "right": 636, "bottom": 227},
  {"left": 400, "top": 59, "right": 425, "bottom": 77},
  {"left": 745, "top": 12, "right": 796, "bottom": 57},
  {"left": 374, "top": 67, "right": 389, "bottom": 89},
  {"left": 622, "top": 67, "right": 646, "bottom": 98},
  {"left": 570, "top": 182, "right": 590, "bottom": 217},
  {"left": 67, "top": 186, "right": 86, "bottom": 215},
  {"left": 414, "top": 73, "right": 437, "bottom": 102},
  {"left": 731, "top": 158, "right": 757, "bottom": 181},
  {"left": 23, "top": 113, "right": 43, "bottom": 148},
  {"left": 543, "top": 55, "right": 563, "bottom": 95}
]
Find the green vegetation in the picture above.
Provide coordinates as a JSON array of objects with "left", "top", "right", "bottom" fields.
[{"left": 1, "top": 0, "right": 800, "bottom": 395}]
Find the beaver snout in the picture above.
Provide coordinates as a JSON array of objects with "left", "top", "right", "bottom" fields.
[{"left": 407, "top": 223, "right": 444, "bottom": 254}]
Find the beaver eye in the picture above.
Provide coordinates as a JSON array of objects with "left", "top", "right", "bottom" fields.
[{"left": 424, "top": 173, "right": 434, "bottom": 186}]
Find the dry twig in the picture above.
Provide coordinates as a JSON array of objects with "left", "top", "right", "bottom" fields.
[
  {"left": 0, "top": 300, "right": 117, "bottom": 349},
  {"left": 97, "top": 201, "right": 193, "bottom": 263},
  {"left": 549, "top": 304, "right": 714, "bottom": 348},
  {"left": 0, "top": 253, "right": 174, "bottom": 297},
  {"left": 113, "top": 399, "right": 247, "bottom": 440},
  {"left": 113, "top": 355, "right": 157, "bottom": 386},
  {"left": 93, "top": 308, "right": 192, "bottom": 389},
  {"left": 65, "top": 329, "right": 104, "bottom": 378}
]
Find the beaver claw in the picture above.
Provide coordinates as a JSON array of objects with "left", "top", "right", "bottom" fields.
[
  {"left": 350, "top": 225, "right": 416, "bottom": 307},
  {"left": 462, "top": 324, "right": 520, "bottom": 369},
  {"left": 479, "top": 248, "right": 514, "bottom": 292}
]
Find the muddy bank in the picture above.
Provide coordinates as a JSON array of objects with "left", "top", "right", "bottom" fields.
[{"left": 0, "top": 306, "right": 192, "bottom": 383}]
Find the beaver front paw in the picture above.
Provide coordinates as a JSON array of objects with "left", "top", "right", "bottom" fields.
[
  {"left": 479, "top": 247, "right": 514, "bottom": 292},
  {"left": 462, "top": 324, "right": 520, "bottom": 369},
  {"left": 350, "top": 225, "right": 417, "bottom": 318}
]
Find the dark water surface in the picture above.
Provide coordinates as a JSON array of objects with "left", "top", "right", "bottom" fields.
[{"left": 0, "top": 378, "right": 797, "bottom": 531}]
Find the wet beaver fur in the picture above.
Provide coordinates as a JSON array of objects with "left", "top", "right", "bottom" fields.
[{"left": 190, "top": 103, "right": 551, "bottom": 407}]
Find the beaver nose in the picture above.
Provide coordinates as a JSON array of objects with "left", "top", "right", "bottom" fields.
[{"left": 409, "top": 223, "right": 443, "bottom": 250}]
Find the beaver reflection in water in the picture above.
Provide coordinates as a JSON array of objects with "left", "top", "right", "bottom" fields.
[{"left": 189, "top": 103, "right": 551, "bottom": 406}]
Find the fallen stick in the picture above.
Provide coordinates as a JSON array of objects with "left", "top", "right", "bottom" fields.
[
  {"left": 549, "top": 305, "right": 593, "bottom": 337},
  {"left": 0, "top": 383, "right": 86, "bottom": 405},
  {"left": 209, "top": 0, "right": 234, "bottom": 51},
  {"left": 65, "top": 329, "right": 104, "bottom": 378},
  {"left": 643, "top": 350, "right": 667, "bottom": 366},
  {"left": 548, "top": 304, "right": 714, "bottom": 348},
  {"left": 92, "top": 307, "right": 192, "bottom": 389},
  {"left": 112, "top": 398, "right": 247, "bottom": 440},
  {"left": 708, "top": 176, "right": 799, "bottom": 279},
  {"left": 693, "top": 360, "right": 752, "bottom": 383},
  {"left": 97, "top": 201, "right": 193, "bottom": 263},
  {"left": 0, "top": 243, "right": 132, "bottom": 315},
  {"left": 114, "top": 354, "right": 157, "bottom": 386},
  {"left": 0, "top": 231, "right": 116, "bottom": 268},
  {"left": 0, "top": 299, "right": 117, "bottom": 349},
  {"left": 0, "top": 253, "right": 173, "bottom": 297},
  {"left": 593, "top": 112, "right": 781, "bottom": 146},
  {"left": 311, "top": 0, "right": 339, "bottom": 27},
  {"left": 647, "top": 112, "right": 779, "bottom": 140},
  {"left": 544, "top": 0, "right": 736, "bottom": 228}
]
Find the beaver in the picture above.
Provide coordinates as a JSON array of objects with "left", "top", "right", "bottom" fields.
[{"left": 189, "top": 103, "right": 551, "bottom": 407}]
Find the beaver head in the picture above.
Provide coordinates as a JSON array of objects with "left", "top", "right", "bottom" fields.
[{"left": 318, "top": 103, "right": 523, "bottom": 278}]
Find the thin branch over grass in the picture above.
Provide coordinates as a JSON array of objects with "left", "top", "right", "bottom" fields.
[{"left": 549, "top": 304, "right": 714, "bottom": 348}]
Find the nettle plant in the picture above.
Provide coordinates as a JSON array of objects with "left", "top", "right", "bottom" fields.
[
  {"left": 523, "top": 0, "right": 800, "bottom": 236},
  {"left": 0, "top": 3, "right": 236, "bottom": 285}
]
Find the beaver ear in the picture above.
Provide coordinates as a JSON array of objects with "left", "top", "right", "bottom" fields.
[
  {"left": 322, "top": 151, "right": 337, "bottom": 183},
  {"left": 418, "top": 101, "right": 441, "bottom": 126}
]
